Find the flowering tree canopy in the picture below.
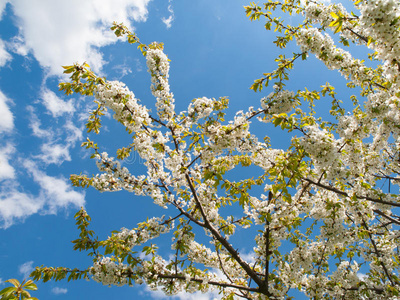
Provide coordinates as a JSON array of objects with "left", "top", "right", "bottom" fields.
[{"left": 31, "top": 0, "right": 400, "bottom": 299}]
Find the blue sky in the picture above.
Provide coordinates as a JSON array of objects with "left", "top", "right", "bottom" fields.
[{"left": 0, "top": 0, "right": 354, "bottom": 299}]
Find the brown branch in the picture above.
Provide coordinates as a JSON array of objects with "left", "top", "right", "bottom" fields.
[
  {"left": 361, "top": 217, "right": 395, "bottom": 286},
  {"left": 374, "top": 209, "right": 400, "bottom": 226},
  {"left": 302, "top": 178, "right": 400, "bottom": 207},
  {"left": 375, "top": 174, "right": 400, "bottom": 182},
  {"left": 344, "top": 27, "right": 368, "bottom": 43},
  {"left": 264, "top": 191, "right": 273, "bottom": 291},
  {"left": 156, "top": 274, "right": 259, "bottom": 292},
  {"left": 185, "top": 154, "right": 202, "bottom": 169},
  {"left": 156, "top": 176, "right": 206, "bottom": 227},
  {"left": 184, "top": 173, "right": 268, "bottom": 294},
  {"left": 214, "top": 238, "right": 235, "bottom": 285},
  {"left": 315, "top": 238, "right": 329, "bottom": 277}
]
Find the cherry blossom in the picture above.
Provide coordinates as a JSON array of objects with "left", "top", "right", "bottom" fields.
[{"left": 32, "top": 1, "right": 400, "bottom": 299}]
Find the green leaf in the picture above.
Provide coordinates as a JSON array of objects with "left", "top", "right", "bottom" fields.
[
  {"left": 330, "top": 12, "right": 338, "bottom": 19},
  {"left": 23, "top": 280, "right": 38, "bottom": 291},
  {"left": 333, "top": 22, "right": 342, "bottom": 34},
  {"left": 0, "top": 286, "right": 16, "bottom": 295},
  {"left": 5, "top": 279, "right": 20, "bottom": 288},
  {"left": 20, "top": 290, "right": 32, "bottom": 298}
]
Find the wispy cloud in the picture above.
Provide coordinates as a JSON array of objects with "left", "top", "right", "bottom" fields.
[
  {"left": 0, "top": 90, "right": 14, "bottom": 133},
  {"left": 8, "top": 0, "right": 152, "bottom": 75},
  {"left": 51, "top": 287, "right": 68, "bottom": 295},
  {"left": 0, "top": 144, "right": 16, "bottom": 181},
  {"left": 357, "top": 272, "right": 367, "bottom": 280},
  {"left": 7, "top": 34, "right": 29, "bottom": 56},
  {"left": 0, "top": 159, "right": 85, "bottom": 228},
  {"left": 64, "top": 120, "right": 83, "bottom": 145},
  {"left": 239, "top": 250, "right": 256, "bottom": 265},
  {"left": 27, "top": 106, "right": 52, "bottom": 139},
  {"left": 112, "top": 62, "right": 133, "bottom": 79},
  {"left": 0, "top": 186, "right": 42, "bottom": 229},
  {"left": 0, "top": 39, "right": 12, "bottom": 67},
  {"left": 37, "top": 143, "right": 72, "bottom": 165},
  {"left": 162, "top": 0, "right": 175, "bottom": 29},
  {"left": 27, "top": 105, "right": 83, "bottom": 165},
  {"left": 0, "top": 2, "right": 9, "bottom": 21},
  {"left": 40, "top": 88, "right": 75, "bottom": 117},
  {"left": 24, "top": 160, "right": 85, "bottom": 213},
  {"left": 18, "top": 261, "right": 34, "bottom": 279}
]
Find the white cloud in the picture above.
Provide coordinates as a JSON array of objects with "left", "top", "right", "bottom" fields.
[
  {"left": 0, "top": 186, "right": 42, "bottom": 229},
  {"left": 0, "top": 39, "right": 12, "bottom": 67},
  {"left": 162, "top": 15, "right": 174, "bottom": 29},
  {"left": 37, "top": 143, "right": 71, "bottom": 165},
  {"left": 0, "top": 1, "right": 9, "bottom": 21},
  {"left": 357, "top": 272, "right": 367, "bottom": 280},
  {"left": 41, "top": 88, "right": 75, "bottom": 117},
  {"left": 9, "top": 0, "right": 151, "bottom": 75},
  {"left": 27, "top": 103, "right": 84, "bottom": 165},
  {"left": 27, "top": 106, "right": 52, "bottom": 139},
  {"left": 27, "top": 104, "right": 83, "bottom": 145},
  {"left": 7, "top": 34, "right": 29, "bottom": 56},
  {"left": 162, "top": 0, "right": 174, "bottom": 29},
  {"left": 64, "top": 121, "right": 83, "bottom": 145},
  {"left": 51, "top": 287, "right": 68, "bottom": 295},
  {"left": 0, "top": 159, "right": 85, "bottom": 228},
  {"left": 144, "top": 285, "right": 220, "bottom": 300},
  {"left": 29, "top": 118, "right": 50, "bottom": 139},
  {"left": 240, "top": 251, "right": 256, "bottom": 264},
  {"left": 24, "top": 160, "right": 85, "bottom": 213},
  {"left": 112, "top": 63, "right": 132, "bottom": 78},
  {"left": 0, "top": 90, "right": 14, "bottom": 133},
  {"left": 18, "top": 261, "right": 34, "bottom": 279},
  {"left": 0, "top": 144, "right": 16, "bottom": 181},
  {"left": 175, "top": 291, "right": 220, "bottom": 300}
]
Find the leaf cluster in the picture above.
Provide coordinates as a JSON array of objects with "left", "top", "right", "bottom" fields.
[{"left": 0, "top": 279, "right": 38, "bottom": 300}]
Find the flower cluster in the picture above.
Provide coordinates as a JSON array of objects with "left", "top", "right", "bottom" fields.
[
  {"left": 114, "top": 216, "right": 174, "bottom": 248},
  {"left": 95, "top": 81, "right": 151, "bottom": 133},
  {"left": 92, "top": 152, "right": 147, "bottom": 194},
  {"left": 188, "top": 97, "right": 214, "bottom": 121},
  {"left": 261, "top": 90, "right": 295, "bottom": 115},
  {"left": 358, "top": 0, "right": 400, "bottom": 65},
  {"left": 146, "top": 48, "right": 175, "bottom": 122},
  {"left": 90, "top": 257, "right": 130, "bottom": 286},
  {"left": 296, "top": 27, "right": 372, "bottom": 87},
  {"left": 298, "top": 124, "right": 342, "bottom": 175},
  {"left": 187, "top": 241, "right": 247, "bottom": 279},
  {"left": 304, "top": 1, "right": 356, "bottom": 42}
]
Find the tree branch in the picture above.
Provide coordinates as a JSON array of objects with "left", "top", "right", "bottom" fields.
[
  {"left": 184, "top": 173, "right": 268, "bottom": 294},
  {"left": 156, "top": 274, "right": 260, "bottom": 292},
  {"left": 302, "top": 178, "right": 400, "bottom": 207}
]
